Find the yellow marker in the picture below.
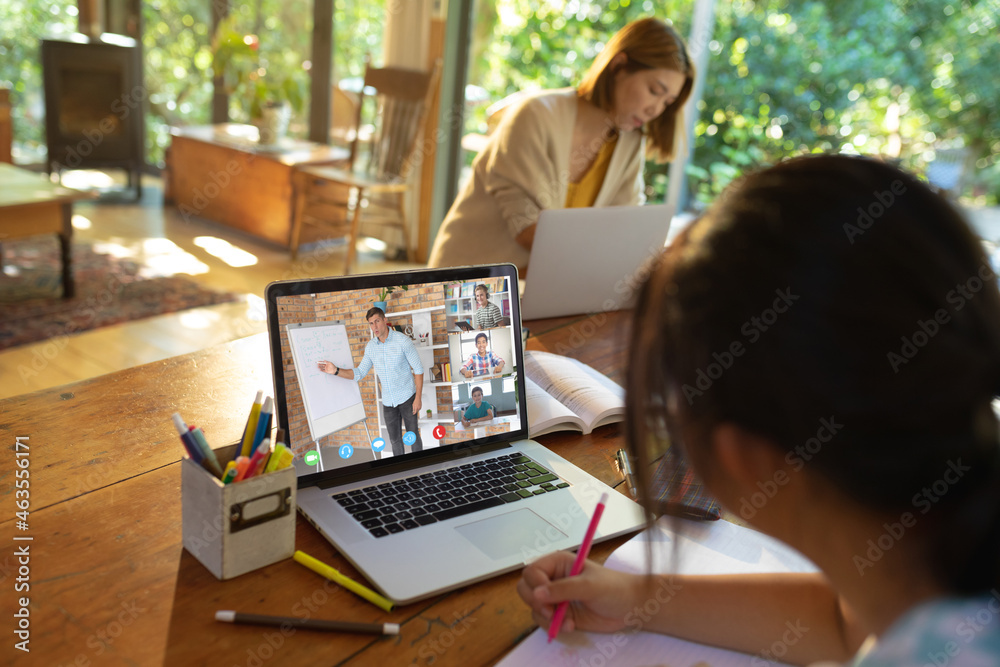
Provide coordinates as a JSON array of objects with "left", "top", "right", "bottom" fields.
[
  {"left": 240, "top": 390, "right": 264, "bottom": 457},
  {"left": 293, "top": 550, "right": 394, "bottom": 612},
  {"left": 274, "top": 448, "right": 294, "bottom": 470},
  {"left": 264, "top": 444, "right": 288, "bottom": 474},
  {"left": 221, "top": 460, "right": 238, "bottom": 484}
]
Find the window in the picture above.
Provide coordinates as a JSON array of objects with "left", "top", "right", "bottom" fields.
[{"left": 0, "top": 0, "right": 78, "bottom": 163}]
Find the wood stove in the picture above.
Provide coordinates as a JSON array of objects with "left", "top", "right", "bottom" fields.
[{"left": 41, "top": 33, "right": 144, "bottom": 198}]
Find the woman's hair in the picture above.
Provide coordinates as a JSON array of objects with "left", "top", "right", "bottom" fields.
[
  {"left": 577, "top": 17, "right": 695, "bottom": 163},
  {"left": 626, "top": 154, "right": 1000, "bottom": 593}
]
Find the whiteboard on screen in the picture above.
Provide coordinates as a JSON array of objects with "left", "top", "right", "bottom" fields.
[{"left": 286, "top": 321, "right": 367, "bottom": 442}]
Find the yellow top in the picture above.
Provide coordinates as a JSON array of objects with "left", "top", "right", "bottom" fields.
[{"left": 564, "top": 135, "right": 619, "bottom": 208}]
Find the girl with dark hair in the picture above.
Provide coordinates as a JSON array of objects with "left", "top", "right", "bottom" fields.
[
  {"left": 517, "top": 154, "right": 1000, "bottom": 664},
  {"left": 428, "top": 17, "right": 694, "bottom": 273}
]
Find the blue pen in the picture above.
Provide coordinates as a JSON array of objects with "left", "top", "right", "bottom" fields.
[
  {"left": 172, "top": 413, "right": 204, "bottom": 463},
  {"left": 190, "top": 425, "right": 224, "bottom": 478},
  {"left": 251, "top": 396, "right": 274, "bottom": 451}
]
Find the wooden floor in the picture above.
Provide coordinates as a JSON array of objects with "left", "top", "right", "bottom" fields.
[{"left": 0, "top": 172, "right": 421, "bottom": 400}]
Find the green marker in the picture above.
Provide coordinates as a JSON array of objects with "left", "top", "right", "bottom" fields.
[{"left": 221, "top": 460, "right": 239, "bottom": 484}]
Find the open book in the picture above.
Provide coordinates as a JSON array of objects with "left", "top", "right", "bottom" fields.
[{"left": 523, "top": 350, "right": 625, "bottom": 437}]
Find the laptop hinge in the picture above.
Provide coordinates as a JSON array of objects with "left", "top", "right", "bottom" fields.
[{"left": 309, "top": 441, "right": 513, "bottom": 490}]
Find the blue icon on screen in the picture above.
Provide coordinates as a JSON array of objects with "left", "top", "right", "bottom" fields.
[
  {"left": 338, "top": 443, "right": 354, "bottom": 459},
  {"left": 371, "top": 438, "right": 386, "bottom": 453},
  {"left": 402, "top": 431, "right": 416, "bottom": 446}
]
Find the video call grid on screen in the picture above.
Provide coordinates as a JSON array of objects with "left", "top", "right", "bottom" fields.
[{"left": 269, "top": 268, "right": 523, "bottom": 478}]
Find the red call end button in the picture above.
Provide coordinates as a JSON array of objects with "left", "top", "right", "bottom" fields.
[{"left": 432, "top": 424, "right": 446, "bottom": 439}]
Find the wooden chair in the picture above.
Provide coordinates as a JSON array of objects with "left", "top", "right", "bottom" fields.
[
  {"left": 0, "top": 87, "right": 12, "bottom": 164},
  {"left": 330, "top": 86, "right": 361, "bottom": 150},
  {"left": 290, "top": 59, "right": 442, "bottom": 272}
]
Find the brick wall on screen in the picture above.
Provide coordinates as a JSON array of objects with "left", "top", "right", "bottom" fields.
[
  {"left": 277, "top": 294, "right": 323, "bottom": 453},
  {"left": 309, "top": 288, "right": 378, "bottom": 455}
]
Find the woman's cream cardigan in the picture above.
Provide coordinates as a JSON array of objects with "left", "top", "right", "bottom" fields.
[{"left": 428, "top": 88, "right": 646, "bottom": 273}]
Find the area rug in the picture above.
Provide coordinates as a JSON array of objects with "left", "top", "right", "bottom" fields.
[{"left": 0, "top": 238, "right": 243, "bottom": 351}]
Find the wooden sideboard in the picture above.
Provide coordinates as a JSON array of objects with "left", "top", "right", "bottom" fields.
[{"left": 164, "top": 124, "right": 348, "bottom": 248}]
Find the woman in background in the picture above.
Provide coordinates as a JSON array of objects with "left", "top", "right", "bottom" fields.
[
  {"left": 428, "top": 17, "right": 694, "bottom": 273},
  {"left": 518, "top": 154, "right": 1000, "bottom": 665}
]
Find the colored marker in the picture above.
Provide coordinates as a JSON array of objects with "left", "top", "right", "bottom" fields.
[
  {"left": 273, "top": 447, "right": 294, "bottom": 470},
  {"left": 243, "top": 438, "right": 271, "bottom": 479},
  {"left": 240, "top": 390, "right": 264, "bottom": 457},
  {"left": 172, "top": 413, "right": 204, "bottom": 463},
  {"left": 215, "top": 610, "right": 398, "bottom": 636},
  {"left": 189, "top": 425, "right": 223, "bottom": 478},
  {"left": 547, "top": 492, "right": 608, "bottom": 643},
  {"left": 293, "top": 550, "right": 395, "bottom": 612},
  {"left": 264, "top": 443, "right": 288, "bottom": 474},
  {"left": 233, "top": 456, "right": 252, "bottom": 482},
  {"left": 221, "top": 460, "right": 239, "bottom": 484},
  {"left": 251, "top": 396, "right": 274, "bottom": 451}
]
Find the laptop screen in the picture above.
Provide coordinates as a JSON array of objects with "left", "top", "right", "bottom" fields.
[{"left": 264, "top": 264, "right": 526, "bottom": 485}]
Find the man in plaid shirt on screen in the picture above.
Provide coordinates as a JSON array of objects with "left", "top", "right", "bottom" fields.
[{"left": 460, "top": 333, "right": 506, "bottom": 378}]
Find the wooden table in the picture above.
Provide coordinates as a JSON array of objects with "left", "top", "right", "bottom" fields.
[
  {"left": 164, "top": 124, "right": 349, "bottom": 248},
  {"left": 0, "top": 310, "right": 634, "bottom": 665},
  {"left": 0, "top": 163, "right": 94, "bottom": 298}
]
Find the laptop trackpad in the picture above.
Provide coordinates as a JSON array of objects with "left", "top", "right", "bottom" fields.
[{"left": 454, "top": 508, "right": 567, "bottom": 561}]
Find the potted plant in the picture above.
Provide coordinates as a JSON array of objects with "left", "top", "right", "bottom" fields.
[
  {"left": 374, "top": 285, "right": 408, "bottom": 313},
  {"left": 212, "top": 15, "right": 306, "bottom": 144}
]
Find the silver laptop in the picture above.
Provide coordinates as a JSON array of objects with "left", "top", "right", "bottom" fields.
[
  {"left": 265, "top": 264, "right": 644, "bottom": 604},
  {"left": 520, "top": 204, "right": 674, "bottom": 320}
]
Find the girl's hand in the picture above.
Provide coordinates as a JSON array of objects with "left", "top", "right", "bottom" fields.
[{"left": 516, "top": 551, "right": 645, "bottom": 636}]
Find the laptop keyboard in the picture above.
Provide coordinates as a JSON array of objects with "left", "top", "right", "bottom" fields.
[{"left": 332, "top": 453, "right": 570, "bottom": 538}]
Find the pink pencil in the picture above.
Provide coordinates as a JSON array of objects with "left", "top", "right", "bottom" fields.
[{"left": 547, "top": 492, "right": 608, "bottom": 643}]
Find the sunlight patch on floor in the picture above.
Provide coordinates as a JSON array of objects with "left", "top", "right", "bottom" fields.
[
  {"left": 194, "top": 236, "right": 258, "bottom": 267},
  {"left": 178, "top": 308, "right": 222, "bottom": 329},
  {"left": 360, "top": 237, "right": 388, "bottom": 253},
  {"left": 90, "top": 237, "right": 210, "bottom": 278},
  {"left": 60, "top": 170, "right": 117, "bottom": 190}
]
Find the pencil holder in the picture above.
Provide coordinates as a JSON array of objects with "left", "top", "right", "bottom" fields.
[{"left": 181, "top": 443, "right": 297, "bottom": 580}]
